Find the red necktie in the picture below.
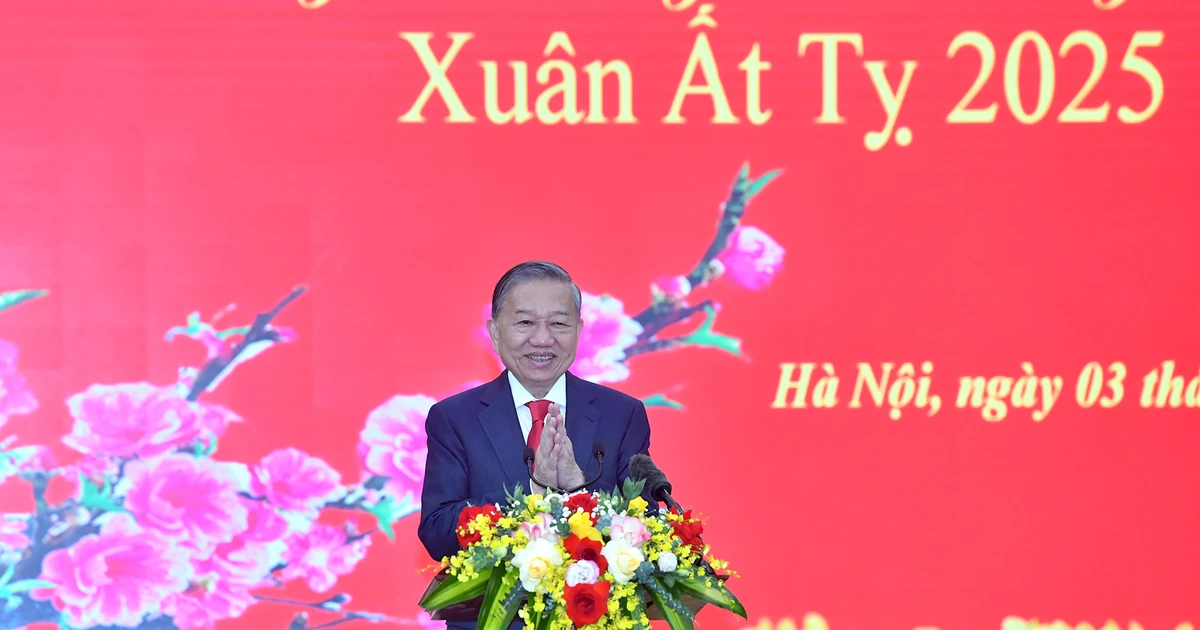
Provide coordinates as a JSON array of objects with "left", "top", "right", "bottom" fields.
[{"left": 526, "top": 399, "right": 551, "bottom": 470}]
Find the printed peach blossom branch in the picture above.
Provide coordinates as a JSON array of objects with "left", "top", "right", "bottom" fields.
[
  {"left": 618, "top": 164, "right": 780, "bottom": 385},
  {"left": 630, "top": 163, "right": 780, "bottom": 334},
  {"left": 255, "top": 594, "right": 404, "bottom": 630},
  {"left": 185, "top": 285, "right": 307, "bottom": 402}
]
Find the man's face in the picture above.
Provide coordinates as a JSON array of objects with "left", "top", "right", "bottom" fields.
[{"left": 487, "top": 279, "right": 581, "bottom": 395}]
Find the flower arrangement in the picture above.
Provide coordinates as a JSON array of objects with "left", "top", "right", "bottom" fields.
[{"left": 419, "top": 480, "right": 745, "bottom": 630}]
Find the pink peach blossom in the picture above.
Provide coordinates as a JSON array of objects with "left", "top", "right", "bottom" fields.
[
  {"left": 165, "top": 507, "right": 285, "bottom": 630},
  {"left": 0, "top": 516, "right": 30, "bottom": 550},
  {"left": 608, "top": 514, "right": 651, "bottom": 547},
  {"left": 63, "top": 382, "right": 241, "bottom": 459},
  {"left": 0, "top": 441, "right": 55, "bottom": 483},
  {"left": 573, "top": 292, "right": 643, "bottom": 383},
  {"left": 0, "top": 338, "right": 38, "bottom": 427},
  {"left": 13, "top": 443, "right": 55, "bottom": 471},
  {"left": 62, "top": 455, "right": 120, "bottom": 494},
  {"left": 209, "top": 498, "right": 291, "bottom": 582},
  {"left": 279, "top": 522, "right": 371, "bottom": 593},
  {"left": 249, "top": 447, "right": 343, "bottom": 516},
  {"left": 31, "top": 514, "right": 191, "bottom": 628},
  {"left": 652, "top": 275, "right": 692, "bottom": 302},
  {"left": 358, "top": 394, "right": 435, "bottom": 501},
  {"left": 716, "top": 225, "right": 785, "bottom": 290},
  {"left": 120, "top": 454, "right": 250, "bottom": 555},
  {"left": 164, "top": 562, "right": 257, "bottom": 630},
  {"left": 233, "top": 497, "right": 291, "bottom": 545}
]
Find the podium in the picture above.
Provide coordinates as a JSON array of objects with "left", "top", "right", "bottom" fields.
[{"left": 419, "top": 568, "right": 725, "bottom": 622}]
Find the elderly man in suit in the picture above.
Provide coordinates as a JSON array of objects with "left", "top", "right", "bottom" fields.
[{"left": 418, "top": 260, "right": 653, "bottom": 571}]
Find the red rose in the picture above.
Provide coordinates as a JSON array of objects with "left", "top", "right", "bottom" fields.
[
  {"left": 671, "top": 509, "right": 704, "bottom": 551},
  {"left": 563, "top": 493, "right": 599, "bottom": 524},
  {"left": 456, "top": 504, "right": 502, "bottom": 547},
  {"left": 565, "top": 580, "right": 611, "bottom": 627},
  {"left": 563, "top": 534, "right": 608, "bottom": 573}
]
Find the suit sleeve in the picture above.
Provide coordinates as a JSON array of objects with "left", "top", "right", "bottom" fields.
[
  {"left": 614, "top": 400, "right": 652, "bottom": 487},
  {"left": 417, "top": 403, "right": 514, "bottom": 562}
]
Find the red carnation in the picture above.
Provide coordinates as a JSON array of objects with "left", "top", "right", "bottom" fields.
[
  {"left": 671, "top": 509, "right": 704, "bottom": 552},
  {"left": 456, "top": 504, "right": 502, "bottom": 547},
  {"left": 565, "top": 580, "right": 611, "bottom": 627},
  {"left": 563, "top": 493, "right": 599, "bottom": 524},
  {"left": 564, "top": 534, "right": 608, "bottom": 573}
]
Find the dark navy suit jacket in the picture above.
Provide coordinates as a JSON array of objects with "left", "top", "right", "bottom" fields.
[{"left": 418, "top": 370, "right": 653, "bottom": 565}]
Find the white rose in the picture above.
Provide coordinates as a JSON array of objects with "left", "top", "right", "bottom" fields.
[
  {"left": 511, "top": 538, "right": 563, "bottom": 592},
  {"left": 600, "top": 539, "right": 644, "bottom": 584},
  {"left": 657, "top": 551, "right": 677, "bottom": 573},
  {"left": 565, "top": 560, "right": 600, "bottom": 587}
]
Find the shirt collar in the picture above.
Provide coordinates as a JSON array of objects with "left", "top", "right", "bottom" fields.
[{"left": 508, "top": 371, "right": 568, "bottom": 409}]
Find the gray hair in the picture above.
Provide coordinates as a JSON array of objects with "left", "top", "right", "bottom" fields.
[{"left": 490, "top": 260, "right": 582, "bottom": 319}]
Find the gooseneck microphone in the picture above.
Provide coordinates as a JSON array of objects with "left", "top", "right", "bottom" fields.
[
  {"left": 628, "top": 454, "right": 683, "bottom": 512},
  {"left": 523, "top": 446, "right": 557, "bottom": 490},
  {"left": 523, "top": 441, "right": 605, "bottom": 494},
  {"left": 564, "top": 441, "right": 604, "bottom": 493}
]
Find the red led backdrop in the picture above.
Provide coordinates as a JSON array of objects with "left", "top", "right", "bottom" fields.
[{"left": 0, "top": 1, "right": 1198, "bottom": 630}]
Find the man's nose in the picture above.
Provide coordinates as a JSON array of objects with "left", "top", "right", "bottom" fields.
[{"left": 530, "top": 324, "right": 554, "bottom": 345}]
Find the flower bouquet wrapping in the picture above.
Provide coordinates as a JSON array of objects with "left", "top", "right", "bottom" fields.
[{"left": 418, "top": 479, "right": 745, "bottom": 630}]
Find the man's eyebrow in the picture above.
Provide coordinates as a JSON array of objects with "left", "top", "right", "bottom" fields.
[{"left": 513, "top": 309, "right": 572, "bottom": 316}]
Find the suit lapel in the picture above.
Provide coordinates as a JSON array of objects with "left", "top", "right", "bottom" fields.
[
  {"left": 566, "top": 373, "right": 600, "bottom": 478},
  {"left": 477, "top": 372, "right": 530, "bottom": 487}
]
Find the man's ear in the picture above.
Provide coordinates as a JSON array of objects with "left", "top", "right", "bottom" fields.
[{"left": 486, "top": 318, "right": 500, "bottom": 352}]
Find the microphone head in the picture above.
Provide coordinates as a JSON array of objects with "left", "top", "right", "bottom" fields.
[
  {"left": 522, "top": 447, "right": 535, "bottom": 463},
  {"left": 591, "top": 440, "right": 605, "bottom": 457},
  {"left": 629, "top": 454, "right": 672, "bottom": 500},
  {"left": 629, "top": 454, "right": 654, "bottom": 480}
]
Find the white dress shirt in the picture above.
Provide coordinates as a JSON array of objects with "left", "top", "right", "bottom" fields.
[{"left": 508, "top": 371, "right": 568, "bottom": 442}]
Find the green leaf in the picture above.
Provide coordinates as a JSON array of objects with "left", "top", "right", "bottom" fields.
[
  {"left": 622, "top": 477, "right": 646, "bottom": 502},
  {"left": 192, "top": 435, "right": 218, "bottom": 458},
  {"left": 420, "top": 566, "right": 494, "bottom": 611},
  {"left": 630, "top": 593, "right": 652, "bottom": 630},
  {"left": 504, "top": 483, "right": 528, "bottom": 510},
  {"left": 477, "top": 567, "right": 524, "bottom": 630},
  {"left": 645, "top": 577, "right": 695, "bottom": 630},
  {"left": 0, "top": 578, "right": 57, "bottom": 595},
  {"left": 642, "top": 394, "right": 685, "bottom": 410},
  {"left": 674, "top": 574, "right": 747, "bottom": 619},
  {"left": 682, "top": 306, "right": 742, "bottom": 357},
  {"left": 216, "top": 325, "right": 251, "bottom": 339},
  {"left": 747, "top": 169, "right": 782, "bottom": 199},
  {"left": 364, "top": 496, "right": 397, "bottom": 541},
  {"left": 0, "top": 289, "right": 48, "bottom": 314},
  {"left": 78, "top": 474, "right": 128, "bottom": 515},
  {"left": 0, "top": 562, "right": 15, "bottom": 589}
]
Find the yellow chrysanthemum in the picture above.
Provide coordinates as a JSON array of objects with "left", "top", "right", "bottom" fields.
[{"left": 568, "top": 511, "right": 601, "bottom": 540}]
